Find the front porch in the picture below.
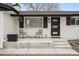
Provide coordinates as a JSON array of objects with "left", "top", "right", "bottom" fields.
[
  {"left": 0, "top": 38, "right": 78, "bottom": 55},
  {"left": 4, "top": 38, "right": 71, "bottom": 49}
]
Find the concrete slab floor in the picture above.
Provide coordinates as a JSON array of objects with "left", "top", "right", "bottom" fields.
[
  {"left": 41, "top": 49, "right": 57, "bottom": 54},
  {"left": 13, "top": 49, "right": 28, "bottom": 54},
  {"left": 55, "top": 48, "right": 79, "bottom": 54},
  {"left": 0, "top": 48, "right": 16, "bottom": 54},
  {"left": 26, "top": 49, "right": 41, "bottom": 54}
]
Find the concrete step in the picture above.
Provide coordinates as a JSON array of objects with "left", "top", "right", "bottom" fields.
[
  {"left": 4, "top": 42, "right": 28, "bottom": 48},
  {"left": 53, "top": 39, "right": 67, "bottom": 41},
  {"left": 54, "top": 45, "right": 71, "bottom": 48},
  {"left": 53, "top": 39, "right": 72, "bottom": 48},
  {"left": 4, "top": 39, "right": 72, "bottom": 49},
  {"left": 4, "top": 41, "right": 54, "bottom": 49},
  {"left": 54, "top": 42, "right": 69, "bottom": 45}
]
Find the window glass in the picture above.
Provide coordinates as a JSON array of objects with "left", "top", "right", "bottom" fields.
[
  {"left": 76, "top": 20, "right": 79, "bottom": 25},
  {"left": 52, "top": 32, "right": 58, "bottom": 34},
  {"left": 67, "top": 16, "right": 79, "bottom": 25},
  {"left": 70, "top": 18, "right": 75, "bottom": 25},
  {"left": 25, "top": 17, "right": 42, "bottom": 28},
  {"left": 53, "top": 19, "right": 58, "bottom": 22},
  {"left": 52, "top": 25, "right": 58, "bottom": 28}
]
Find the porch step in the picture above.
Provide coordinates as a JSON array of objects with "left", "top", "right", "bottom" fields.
[
  {"left": 3, "top": 41, "right": 54, "bottom": 49},
  {"left": 53, "top": 39, "right": 72, "bottom": 48},
  {"left": 4, "top": 39, "right": 72, "bottom": 49},
  {"left": 4, "top": 42, "right": 28, "bottom": 48}
]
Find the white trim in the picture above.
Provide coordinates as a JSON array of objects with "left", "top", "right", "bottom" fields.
[{"left": 24, "top": 17, "right": 43, "bottom": 28}]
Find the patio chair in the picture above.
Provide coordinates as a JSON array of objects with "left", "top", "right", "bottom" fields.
[
  {"left": 35, "top": 29, "right": 43, "bottom": 38},
  {"left": 19, "top": 29, "right": 27, "bottom": 39}
]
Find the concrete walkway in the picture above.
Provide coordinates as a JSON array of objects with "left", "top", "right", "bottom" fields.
[{"left": 0, "top": 48, "right": 79, "bottom": 56}]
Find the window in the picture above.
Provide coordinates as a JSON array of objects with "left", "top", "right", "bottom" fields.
[
  {"left": 76, "top": 20, "right": 79, "bottom": 25},
  {"left": 52, "top": 32, "right": 58, "bottom": 34},
  {"left": 70, "top": 18, "right": 75, "bottom": 25},
  {"left": 66, "top": 16, "right": 79, "bottom": 25},
  {"left": 52, "top": 25, "right": 58, "bottom": 28},
  {"left": 53, "top": 19, "right": 58, "bottom": 22},
  {"left": 70, "top": 17, "right": 79, "bottom": 25},
  {"left": 25, "top": 17, "right": 42, "bottom": 28}
]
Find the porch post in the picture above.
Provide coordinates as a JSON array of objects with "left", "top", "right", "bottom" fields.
[{"left": 0, "top": 12, "right": 4, "bottom": 48}]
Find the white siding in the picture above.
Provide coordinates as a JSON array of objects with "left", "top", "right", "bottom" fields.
[
  {"left": 23, "top": 16, "right": 79, "bottom": 40},
  {"left": 1, "top": 11, "right": 79, "bottom": 40},
  {"left": 0, "top": 11, "right": 4, "bottom": 48},
  {"left": 0, "top": 11, "right": 4, "bottom": 40},
  {"left": 23, "top": 17, "right": 51, "bottom": 37},
  {"left": 42, "top": 17, "right": 51, "bottom": 37},
  {"left": 3, "top": 11, "right": 19, "bottom": 40},
  {"left": 60, "top": 17, "right": 79, "bottom": 40},
  {"left": 0, "top": 11, "right": 18, "bottom": 48},
  {"left": 11, "top": 17, "right": 19, "bottom": 34},
  {"left": 3, "top": 11, "right": 12, "bottom": 40}
]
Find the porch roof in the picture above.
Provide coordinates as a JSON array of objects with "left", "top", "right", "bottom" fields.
[
  {"left": 0, "top": 3, "right": 19, "bottom": 14},
  {"left": 11, "top": 11, "right": 79, "bottom": 16}
]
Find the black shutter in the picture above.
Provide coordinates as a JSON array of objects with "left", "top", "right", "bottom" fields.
[
  {"left": 43, "top": 17, "right": 48, "bottom": 28},
  {"left": 19, "top": 16, "right": 24, "bottom": 28},
  {"left": 66, "top": 16, "right": 71, "bottom": 25}
]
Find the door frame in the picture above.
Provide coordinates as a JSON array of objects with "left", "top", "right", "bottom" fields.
[{"left": 51, "top": 17, "right": 60, "bottom": 36}]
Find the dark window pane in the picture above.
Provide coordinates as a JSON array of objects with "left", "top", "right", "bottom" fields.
[
  {"left": 76, "top": 20, "right": 79, "bottom": 25},
  {"left": 66, "top": 16, "right": 71, "bottom": 25},
  {"left": 71, "top": 18, "right": 75, "bottom": 25},
  {"left": 43, "top": 17, "right": 48, "bottom": 28}
]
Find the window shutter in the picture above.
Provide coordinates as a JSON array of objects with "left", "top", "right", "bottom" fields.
[
  {"left": 66, "top": 16, "right": 71, "bottom": 25},
  {"left": 19, "top": 16, "right": 24, "bottom": 28},
  {"left": 43, "top": 17, "right": 48, "bottom": 28}
]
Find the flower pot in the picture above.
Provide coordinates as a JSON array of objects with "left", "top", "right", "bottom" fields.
[{"left": 7, "top": 34, "right": 18, "bottom": 42}]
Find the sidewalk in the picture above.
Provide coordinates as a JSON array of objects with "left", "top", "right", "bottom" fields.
[{"left": 0, "top": 48, "right": 78, "bottom": 55}]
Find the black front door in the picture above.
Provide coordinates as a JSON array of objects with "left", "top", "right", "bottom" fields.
[{"left": 51, "top": 17, "right": 60, "bottom": 36}]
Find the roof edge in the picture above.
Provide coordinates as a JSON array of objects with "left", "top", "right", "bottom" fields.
[{"left": 0, "top": 3, "right": 19, "bottom": 14}]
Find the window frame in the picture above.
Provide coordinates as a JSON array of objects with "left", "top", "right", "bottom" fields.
[
  {"left": 70, "top": 16, "right": 79, "bottom": 25},
  {"left": 24, "top": 17, "right": 43, "bottom": 28}
]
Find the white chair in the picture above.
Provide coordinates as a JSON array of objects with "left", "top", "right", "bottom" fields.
[
  {"left": 19, "top": 29, "right": 27, "bottom": 38},
  {"left": 35, "top": 29, "right": 43, "bottom": 38}
]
